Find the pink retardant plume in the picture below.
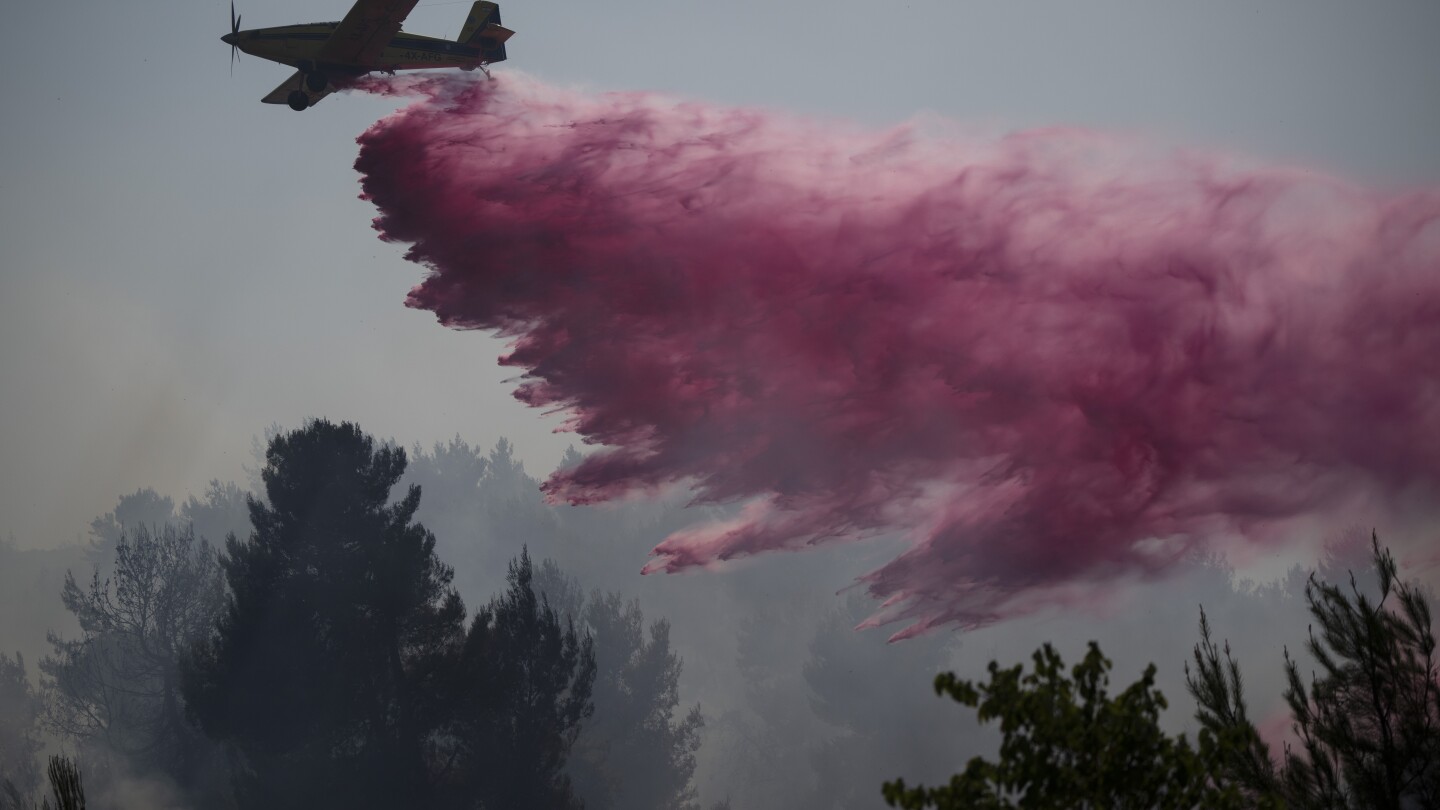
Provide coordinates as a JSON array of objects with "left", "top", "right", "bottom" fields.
[{"left": 354, "top": 74, "right": 1440, "bottom": 638}]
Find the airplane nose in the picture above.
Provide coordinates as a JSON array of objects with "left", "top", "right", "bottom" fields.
[{"left": 222, "top": 32, "right": 236, "bottom": 45}]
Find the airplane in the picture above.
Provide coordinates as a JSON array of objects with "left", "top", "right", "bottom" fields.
[{"left": 221, "top": 0, "right": 514, "bottom": 111}]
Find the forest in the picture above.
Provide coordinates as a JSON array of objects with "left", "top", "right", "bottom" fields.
[{"left": 0, "top": 419, "right": 1435, "bottom": 809}]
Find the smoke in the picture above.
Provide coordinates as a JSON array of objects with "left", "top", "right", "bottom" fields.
[{"left": 353, "top": 73, "right": 1440, "bottom": 637}]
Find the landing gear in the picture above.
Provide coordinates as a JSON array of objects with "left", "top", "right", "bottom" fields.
[
  {"left": 286, "top": 90, "right": 310, "bottom": 111},
  {"left": 305, "top": 72, "right": 329, "bottom": 92}
]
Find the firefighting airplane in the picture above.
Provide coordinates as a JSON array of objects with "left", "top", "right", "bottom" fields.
[{"left": 222, "top": 0, "right": 513, "bottom": 110}]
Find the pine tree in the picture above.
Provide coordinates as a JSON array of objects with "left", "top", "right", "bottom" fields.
[
  {"left": 537, "top": 561, "right": 704, "bottom": 810},
  {"left": 437, "top": 549, "right": 595, "bottom": 810},
  {"left": 183, "top": 420, "right": 467, "bottom": 810},
  {"left": 1189, "top": 534, "right": 1440, "bottom": 808}
]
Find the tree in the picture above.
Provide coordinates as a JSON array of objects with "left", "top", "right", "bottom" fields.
[
  {"left": 178, "top": 481, "right": 252, "bottom": 551},
  {"left": 705, "top": 594, "right": 833, "bottom": 810},
  {"left": 537, "top": 561, "right": 704, "bottom": 810},
  {"left": 183, "top": 420, "right": 468, "bottom": 810},
  {"left": 436, "top": 549, "right": 596, "bottom": 810},
  {"left": 403, "top": 436, "right": 499, "bottom": 600},
  {"left": 884, "top": 642, "right": 1256, "bottom": 810},
  {"left": 40, "top": 524, "right": 228, "bottom": 800},
  {"left": 1189, "top": 534, "right": 1440, "bottom": 808},
  {"left": 86, "top": 489, "right": 175, "bottom": 568},
  {"left": 404, "top": 437, "right": 565, "bottom": 603},
  {"left": 0, "top": 654, "right": 42, "bottom": 799},
  {"left": 1184, "top": 609, "right": 1282, "bottom": 805},
  {"left": 803, "top": 594, "right": 958, "bottom": 810}
]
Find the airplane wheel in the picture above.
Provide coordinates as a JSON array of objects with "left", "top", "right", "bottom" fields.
[
  {"left": 305, "top": 72, "right": 328, "bottom": 92},
  {"left": 287, "top": 90, "right": 309, "bottom": 111}
]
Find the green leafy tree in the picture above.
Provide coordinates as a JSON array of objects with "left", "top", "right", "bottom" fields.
[
  {"left": 40, "top": 524, "right": 228, "bottom": 801},
  {"left": 1189, "top": 534, "right": 1440, "bottom": 808},
  {"left": 183, "top": 420, "right": 468, "bottom": 810},
  {"left": 884, "top": 642, "right": 1257, "bottom": 810}
]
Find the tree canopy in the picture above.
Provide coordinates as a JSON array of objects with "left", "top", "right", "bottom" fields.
[
  {"left": 182, "top": 420, "right": 598, "bottom": 810},
  {"left": 886, "top": 534, "right": 1439, "bottom": 810},
  {"left": 884, "top": 642, "right": 1257, "bottom": 810},
  {"left": 183, "top": 419, "right": 468, "bottom": 810},
  {"left": 436, "top": 549, "right": 596, "bottom": 810}
]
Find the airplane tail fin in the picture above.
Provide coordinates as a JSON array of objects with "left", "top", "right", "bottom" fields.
[{"left": 460, "top": 1, "right": 513, "bottom": 62}]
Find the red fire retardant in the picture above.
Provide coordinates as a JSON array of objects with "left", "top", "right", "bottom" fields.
[{"left": 355, "top": 74, "right": 1440, "bottom": 638}]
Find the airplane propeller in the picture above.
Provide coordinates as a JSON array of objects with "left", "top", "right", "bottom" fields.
[{"left": 227, "top": 1, "right": 243, "bottom": 74}]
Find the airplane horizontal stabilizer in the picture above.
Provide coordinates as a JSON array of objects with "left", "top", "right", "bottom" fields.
[
  {"left": 476, "top": 25, "right": 514, "bottom": 45},
  {"left": 261, "top": 71, "right": 336, "bottom": 109}
]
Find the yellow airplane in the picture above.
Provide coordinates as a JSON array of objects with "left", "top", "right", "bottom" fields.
[{"left": 222, "top": 0, "right": 514, "bottom": 111}]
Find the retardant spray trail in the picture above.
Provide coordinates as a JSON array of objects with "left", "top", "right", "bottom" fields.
[{"left": 354, "top": 74, "right": 1440, "bottom": 637}]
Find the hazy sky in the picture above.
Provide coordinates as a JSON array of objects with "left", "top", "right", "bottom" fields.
[{"left": 1, "top": 0, "right": 1437, "bottom": 546}]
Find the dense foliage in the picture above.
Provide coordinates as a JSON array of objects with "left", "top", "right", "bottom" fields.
[
  {"left": 182, "top": 420, "right": 599, "bottom": 810},
  {"left": 887, "top": 536, "right": 1439, "bottom": 810},
  {"left": 183, "top": 420, "right": 471, "bottom": 808},
  {"left": 2, "top": 423, "right": 724, "bottom": 809},
  {"left": 883, "top": 642, "right": 1255, "bottom": 809},
  {"left": 436, "top": 550, "right": 595, "bottom": 810}
]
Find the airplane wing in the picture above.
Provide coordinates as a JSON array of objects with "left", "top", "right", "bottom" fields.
[
  {"left": 318, "top": 0, "right": 421, "bottom": 67},
  {"left": 261, "top": 70, "right": 337, "bottom": 108}
]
